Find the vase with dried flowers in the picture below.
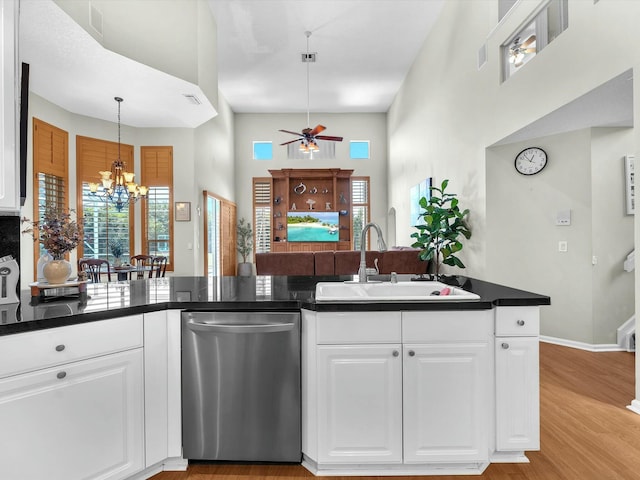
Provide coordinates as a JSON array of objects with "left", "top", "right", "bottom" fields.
[{"left": 22, "top": 207, "right": 83, "bottom": 284}]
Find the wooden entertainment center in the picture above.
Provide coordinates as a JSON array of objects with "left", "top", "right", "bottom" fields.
[{"left": 268, "top": 168, "right": 353, "bottom": 252}]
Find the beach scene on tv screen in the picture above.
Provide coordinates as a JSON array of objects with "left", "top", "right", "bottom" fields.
[{"left": 287, "top": 212, "right": 339, "bottom": 242}]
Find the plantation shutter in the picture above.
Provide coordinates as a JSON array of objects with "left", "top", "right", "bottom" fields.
[{"left": 253, "top": 178, "right": 272, "bottom": 253}]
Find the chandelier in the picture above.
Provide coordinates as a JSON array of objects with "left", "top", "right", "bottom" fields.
[{"left": 88, "top": 97, "right": 148, "bottom": 212}]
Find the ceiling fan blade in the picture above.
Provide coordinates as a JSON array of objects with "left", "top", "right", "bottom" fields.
[
  {"left": 280, "top": 139, "right": 301, "bottom": 146},
  {"left": 279, "top": 129, "right": 304, "bottom": 137},
  {"left": 523, "top": 48, "right": 536, "bottom": 54},
  {"left": 315, "top": 135, "right": 343, "bottom": 142},
  {"left": 522, "top": 34, "right": 536, "bottom": 48},
  {"left": 309, "top": 124, "right": 326, "bottom": 136}
]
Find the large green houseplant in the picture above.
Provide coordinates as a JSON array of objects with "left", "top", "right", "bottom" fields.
[
  {"left": 410, "top": 179, "right": 471, "bottom": 279},
  {"left": 236, "top": 217, "right": 254, "bottom": 276}
]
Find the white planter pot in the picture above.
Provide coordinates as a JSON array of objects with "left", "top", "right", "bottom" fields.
[{"left": 237, "top": 263, "right": 254, "bottom": 277}]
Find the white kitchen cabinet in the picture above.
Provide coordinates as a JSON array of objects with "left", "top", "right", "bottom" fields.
[
  {"left": 317, "top": 344, "right": 403, "bottom": 464},
  {"left": 403, "top": 343, "right": 489, "bottom": 463},
  {"left": 494, "top": 307, "right": 540, "bottom": 453},
  {"left": 0, "top": 348, "right": 144, "bottom": 480},
  {"left": 0, "top": 0, "right": 19, "bottom": 213},
  {"left": 303, "top": 309, "right": 493, "bottom": 475},
  {"left": 0, "top": 315, "right": 145, "bottom": 480}
]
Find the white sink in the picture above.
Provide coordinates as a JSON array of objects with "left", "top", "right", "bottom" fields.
[{"left": 315, "top": 281, "right": 480, "bottom": 302}]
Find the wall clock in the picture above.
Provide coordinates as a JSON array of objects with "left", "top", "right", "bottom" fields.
[{"left": 514, "top": 147, "right": 547, "bottom": 175}]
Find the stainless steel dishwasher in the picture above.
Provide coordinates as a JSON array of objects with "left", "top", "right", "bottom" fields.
[{"left": 181, "top": 311, "right": 301, "bottom": 462}]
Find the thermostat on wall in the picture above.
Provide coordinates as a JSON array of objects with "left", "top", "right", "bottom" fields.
[{"left": 556, "top": 210, "right": 571, "bottom": 226}]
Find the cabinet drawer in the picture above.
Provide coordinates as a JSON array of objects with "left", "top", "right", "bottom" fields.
[
  {"left": 0, "top": 315, "right": 143, "bottom": 378},
  {"left": 316, "top": 312, "right": 401, "bottom": 344},
  {"left": 402, "top": 310, "right": 493, "bottom": 342},
  {"left": 495, "top": 307, "right": 539, "bottom": 336}
]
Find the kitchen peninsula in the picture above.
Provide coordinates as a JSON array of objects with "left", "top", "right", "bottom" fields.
[{"left": 0, "top": 275, "right": 549, "bottom": 480}]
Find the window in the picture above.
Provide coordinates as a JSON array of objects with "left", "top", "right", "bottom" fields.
[
  {"left": 253, "top": 141, "right": 273, "bottom": 160},
  {"left": 81, "top": 184, "right": 131, "bottom": 261},
  {"left": 351, "top": 177, "right": 370, "bottom": 250},
  {"left": 76, "top": 135, "right": 134, "bottom": 261},
  {"left": 32, "top": 118, "right": 69, "bottom": 267},
  {"left": 350, "top": 141, "right": 370, "bottom": 159},
  {"left": 141, "top": 146, "right": 173, "bottom": 270},
  {"left": 253, "top": 178, "right": 272, "bottom": 253},
  {"left": 145, "top": 187, "right": 171, "bottom": 256},
  {"left": 502, "top": 0, "right": 568, "bottom": 80}
]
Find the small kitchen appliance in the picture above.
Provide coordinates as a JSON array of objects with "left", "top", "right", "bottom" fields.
[{"left": 0, "top": 255, "right": 20, "bottom": 304}]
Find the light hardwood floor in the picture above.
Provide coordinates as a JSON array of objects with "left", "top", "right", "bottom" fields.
[{"left": 151, "top": 342, "right": 640, "bottom": 480}]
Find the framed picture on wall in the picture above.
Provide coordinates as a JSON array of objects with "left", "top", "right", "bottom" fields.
[
  {"left": 175, "top": 201, "right": 191, "bottom": 221},
  {"left": 410, "top": 177, "right": 432, "bottom": 226},
  {"left": 625, "top": 155, "right": 635, "bottom": 215}
]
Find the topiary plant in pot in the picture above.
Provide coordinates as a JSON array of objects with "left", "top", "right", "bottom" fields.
[
  {"left": 410, "top": 179, "right": 471, "bottom": 279},
  {"left": 236, "top": 217, "right": 254, "bottom": 276}
]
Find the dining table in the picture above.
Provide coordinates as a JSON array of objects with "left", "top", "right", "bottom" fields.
[{"left": 112, "top": 265, "right": 151, "bottom": 281}]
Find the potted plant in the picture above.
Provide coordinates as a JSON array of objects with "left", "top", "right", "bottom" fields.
[
  {"left": 109, "top": 239, "right": 124, "bottom": 266},
  {"left": 22, "top": 206, "right": 83, "bottom": 284},
  {"left": 236, "top": 217, "right": 254, "bottom": 276},
  {"left": 410, "top": 179, "right": 471, "bottom": 279}
]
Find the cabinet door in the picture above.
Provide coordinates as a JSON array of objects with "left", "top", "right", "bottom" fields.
[
  {"left": 317, "top": 345, "right": 403, "bottom": 464},
  {"left": 495, "top": 337, "right": 540, "bottom": 451},
  {"left": 0, "top": 0, "right": 19, "bottom": 213},
  {"left": 0, "top": 349, "right": 144, "bottom": 480},
  {"left": 403, "top": 343, "right": 489, "bottom": 463}
]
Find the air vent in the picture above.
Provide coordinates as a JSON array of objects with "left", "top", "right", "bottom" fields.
[
  {"left": 90, "top": 3, "right": 103, "bottom": 36},
  {"left": 301, "top": 53, "right": 317, "bottom": 63},
  {"left": 477, "top": 43, "right": 487, "bottom": 69},
  {"left": 183, "top": 94, "right": 202, "bottom": 105}
]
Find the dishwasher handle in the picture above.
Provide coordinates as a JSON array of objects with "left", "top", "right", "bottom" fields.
[{"left": 186, "top": 319, "right": 295, "bottom": 334}]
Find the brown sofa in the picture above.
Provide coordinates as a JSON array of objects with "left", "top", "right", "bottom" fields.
[{"left": 255, "top": 249, "right": 428, "bottom": 276}]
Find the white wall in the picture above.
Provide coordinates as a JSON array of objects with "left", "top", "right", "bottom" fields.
[
  {"left": 388, "top": 0, "right": 639, "bottom": 348},
  {"left": 233, "top": 112, "right": 389, "bottom": 246}
]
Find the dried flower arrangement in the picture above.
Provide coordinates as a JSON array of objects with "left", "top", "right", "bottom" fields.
[{"left": 22, "top": 207, "right": 83, "bottom": 260}]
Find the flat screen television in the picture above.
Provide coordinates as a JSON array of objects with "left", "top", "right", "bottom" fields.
[{"left": 287, "top": 211, "right": 339, "bottom": 242}]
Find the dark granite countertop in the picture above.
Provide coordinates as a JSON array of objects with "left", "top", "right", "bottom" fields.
[{"left": 0, "top": 275, "right": 550, "bottom": 336}]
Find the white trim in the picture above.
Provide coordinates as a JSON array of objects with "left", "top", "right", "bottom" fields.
[
  {"left": 490, "top": 450, "right": 530, "bottom": 463},
  {"left": 302, "top": 455, "right": 489, "bottom": 476},
  {"left": 540, "top": 335, "right": 625, "bottom": 352},
  {"left": 616, "top": 315, "right": 635, "bottom": 352},
  {"left": 627, "top": 399, "right": 640, "bottom": 416}
]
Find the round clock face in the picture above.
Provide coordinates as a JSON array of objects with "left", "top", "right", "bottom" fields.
[{"left": 515, "top": 147, "right": 548, "bottom": 175}]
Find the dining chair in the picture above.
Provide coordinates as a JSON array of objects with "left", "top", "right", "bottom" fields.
[
  {"left": 130, "top": 255, "right": 154, "bottom": 279},
  {"left": 78, "top": 258, "right": 111, "bottom": 283},
  {"left": 151, "top": 256, "right": 168, "bottom": 278}
]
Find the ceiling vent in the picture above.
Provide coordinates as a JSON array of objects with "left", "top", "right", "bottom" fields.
[
  {"left": 301, "top": 53, "right": 317, "bottom": 63},
  {"left": 183, "top": 94, "right": 202, "bottom": 105},
  {"left": 90, "top": 3, "right": 103, "bottom": 36}
]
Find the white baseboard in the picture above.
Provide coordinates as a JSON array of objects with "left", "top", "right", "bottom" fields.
[
  {"left": 627, "top": 399, "right": 640, "bottom": 416},
  {"left": 540, "top": 336, "right": 625, "bottom": 352}
]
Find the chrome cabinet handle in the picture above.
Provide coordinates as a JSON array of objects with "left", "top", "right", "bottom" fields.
[
  {"left": 501, "top": 343, "right": 510, "bottom": 349},
  {"left": 56, "top": 371, "right": 67, "bottom": 379},
  {"left": 408, "top": 350, "right": 415, "bottom": 357},
  {"left": 517, "top": 319, "right": 525, "bottom": 326},
  {"left": 392, "top": 350, "right": 399, "bottom": 357},
  {"left": 55, "top": 344, "right": 65, "bottom": 352}
]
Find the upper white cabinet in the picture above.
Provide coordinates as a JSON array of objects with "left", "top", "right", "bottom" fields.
[{"left": 0, "top": 0, "right": 19, "bottom": 214}]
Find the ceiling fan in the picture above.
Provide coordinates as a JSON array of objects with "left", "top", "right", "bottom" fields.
[
  {"left": 279, "top": 31, "right": 343, "bottom": 154},
  {"left": 509, "top": 34, "right": 536, "bottom": 67}
]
